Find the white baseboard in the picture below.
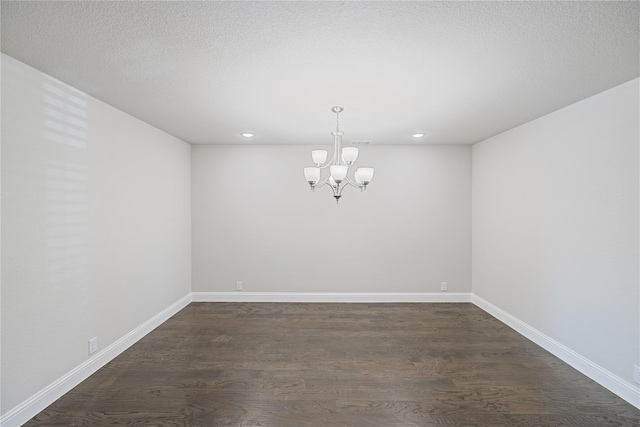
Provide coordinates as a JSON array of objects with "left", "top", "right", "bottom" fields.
[
  {"left": 472, "top": 294, "right": 640, "bottom": 410},
  {"left": 191, "top": 291, "right": 472, "bottom": 303},
  {"left": 0, "top": 293, "right": 193, "bottom": 427}
]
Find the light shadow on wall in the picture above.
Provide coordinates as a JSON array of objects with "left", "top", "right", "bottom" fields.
[{"left": 43, "top": 77, "right": 89, "bottom": 304}]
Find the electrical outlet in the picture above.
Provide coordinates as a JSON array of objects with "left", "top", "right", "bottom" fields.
[
  {"left": 88, "top": 337, "right": 98, "bottom": 355},
  {"left": 236, "top": 281, "right": 243, "bottom": 292},
  {"left": 440, "top": 282, "right": 448, "bottom": 292},
  {"left": 634, "top": 365, "right": 640, "bottom": 384}
]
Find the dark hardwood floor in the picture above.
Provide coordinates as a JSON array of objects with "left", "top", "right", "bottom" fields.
[{"left": 25, "top": 303, "right": 640, "bottom": 426}]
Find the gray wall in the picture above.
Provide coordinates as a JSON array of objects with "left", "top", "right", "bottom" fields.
[
  {"left": 472, "top": 78, "right": 639, "bottom": 385},
  {"left": 1, "top": 54, "right": 193, "bottom": 413},
  {"left": 191, "top": 144, "right": 472, "bottom": 293}
]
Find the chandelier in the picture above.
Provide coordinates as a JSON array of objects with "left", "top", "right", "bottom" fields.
[{"left": 303, "top": 107, "right": 375, "bottom": 203}]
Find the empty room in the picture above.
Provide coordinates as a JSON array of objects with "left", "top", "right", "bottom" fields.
[{"left": 1, "top": 1, "right": 639, "bottom": 426}]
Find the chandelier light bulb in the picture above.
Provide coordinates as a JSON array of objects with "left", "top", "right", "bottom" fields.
[
  {"left": 342, "top": 147, "right": 359, "bottom": 165},
  {"left": 356, "top": 167, "right": 374, "bottom": 184},
  {"left": 330, "top": 165, "right": 348, "bottom": 183},
  {"left": 311, "top": 150, "right": 328, "bottom": 166},
  {"left": 304, "top": 167, "right": 320, "bottom": 185}
]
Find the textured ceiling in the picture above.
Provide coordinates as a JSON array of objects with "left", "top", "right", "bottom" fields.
[{"left": 1, "top": 1, "right": 638, "bottom": 145}]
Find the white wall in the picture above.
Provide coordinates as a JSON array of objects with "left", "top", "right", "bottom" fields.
[
  {"left": 472, "top": 79, "right": 639, "bottom": 386},
  {"left": 1, "top": 54, "right": 192, "bottom": 415},
  {"left": 192, "top": 144, "right": 471, "bottom": 294}
]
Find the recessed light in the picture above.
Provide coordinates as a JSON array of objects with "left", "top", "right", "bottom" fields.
[
  {"left": 241, "top": 132, "right": 254, "bottom": 138},
  {"left": 412, "top": 133, "right": 425, "bottom": 138}
]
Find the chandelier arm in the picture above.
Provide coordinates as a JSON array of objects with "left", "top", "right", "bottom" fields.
[
  {"left": 343, "top": 175, "right": 362, "bottom": 189},
  {"left": 314, "top": 177, "right": 331, "bottom": 188}
]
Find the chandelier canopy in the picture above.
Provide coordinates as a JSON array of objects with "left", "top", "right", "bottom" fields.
[{"left": 303, "top": 107, "right": 374, "bottom": 203}]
